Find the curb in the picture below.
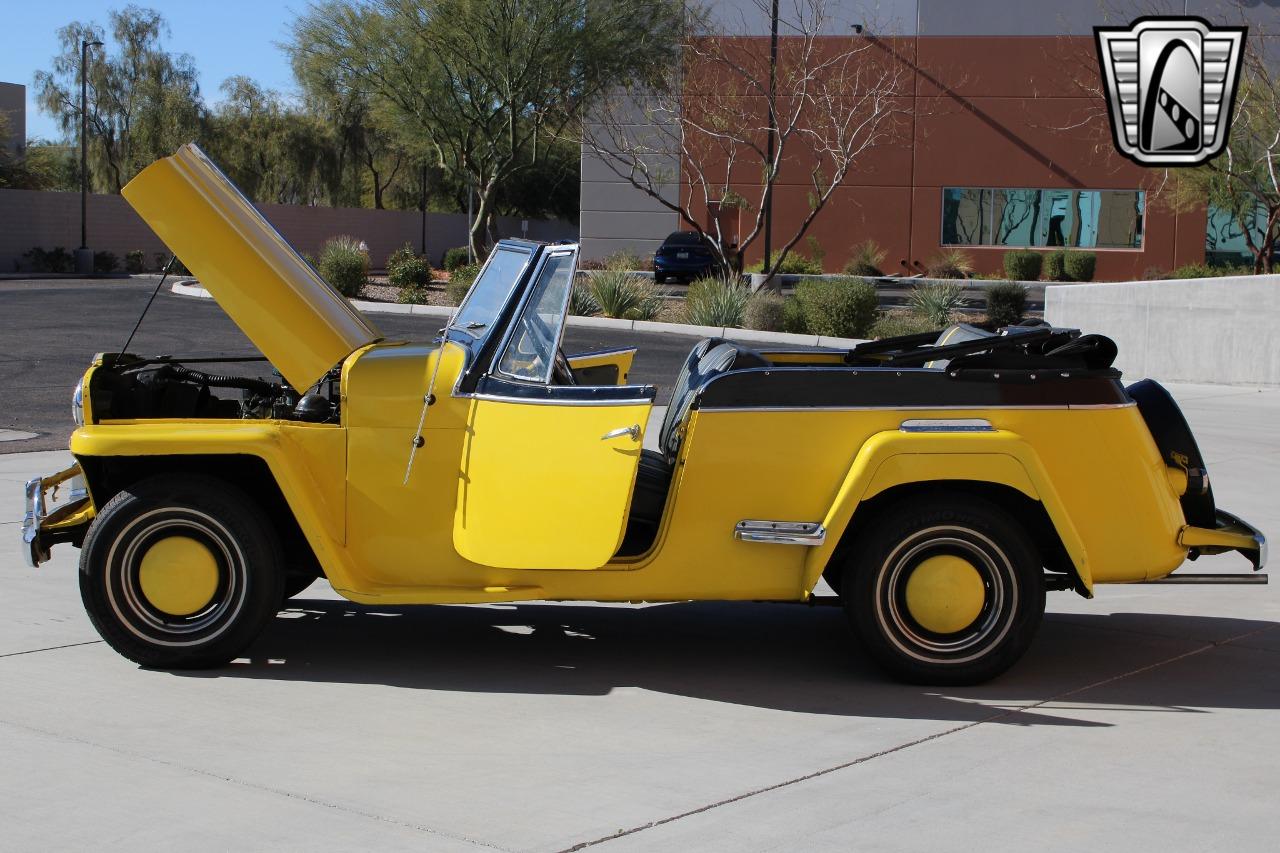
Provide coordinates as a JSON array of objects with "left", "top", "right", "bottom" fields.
[{"left": 170, "top": 281, "right": 868, "bottom": 349}]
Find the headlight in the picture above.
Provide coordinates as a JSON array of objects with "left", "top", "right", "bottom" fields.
[{"left": 72, "top": 378, "right": 84, "bottom": 427}]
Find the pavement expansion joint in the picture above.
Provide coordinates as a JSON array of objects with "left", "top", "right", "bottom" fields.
[
  {"left": 558, "top": 621, "right": 1277, "bottom": 852},
  {"left": 0, "top": 640, "right": 103, "bottom": 659},
  {"left": 0, "top": 715, "right": 513, "bottom": 852}
]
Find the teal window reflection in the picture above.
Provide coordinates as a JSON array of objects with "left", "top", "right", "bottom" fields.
[{"left": 942, "top": 188, "right": 1144, "bottom": 249}]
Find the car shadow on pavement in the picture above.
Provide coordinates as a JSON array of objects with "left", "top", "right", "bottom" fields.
[{"left": 177, "top": 599, "right": 1280, "bottom": 728}]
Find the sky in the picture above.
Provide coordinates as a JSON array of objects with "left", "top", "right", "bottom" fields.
[{"left": 0, "top": 1, "right": 301, "bottom": 141}]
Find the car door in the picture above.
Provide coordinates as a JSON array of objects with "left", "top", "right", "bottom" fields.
[{"left": 453, "top": 246, "right": 655, "bottom": 570}]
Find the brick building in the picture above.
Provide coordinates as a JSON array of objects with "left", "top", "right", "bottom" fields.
[{"left": 580, "top": 0, "right": 1279, "bottom": 278}]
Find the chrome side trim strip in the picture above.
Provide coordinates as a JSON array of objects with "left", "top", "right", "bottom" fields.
[
  {"left": 900, "top": 418, "right": 994, "bottom": 433},
  {"left": 461, "top": 391, "right": 656, "bottom": 407},
  {"left": 734, "top": 520, "right": 826, "bottom": 546}
]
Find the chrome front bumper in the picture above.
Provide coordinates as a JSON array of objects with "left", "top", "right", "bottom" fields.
[{"left": 21, "top": 464, "right": 87, "bottom": 568}]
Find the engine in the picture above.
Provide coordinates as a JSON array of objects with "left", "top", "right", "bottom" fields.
[{"left": 86, "top": 356, "right": 342, "bottom": 424}]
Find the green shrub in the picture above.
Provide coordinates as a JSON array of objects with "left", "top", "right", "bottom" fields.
[
  {"left": 843, "top": 239, "right": 886, "bottom": 277},
  {"left": 93, "top": 250, "right": 119, "bottom": 274},
  {"left": 446, "top": 263, "right": 481, "bottom": 305},
  {"left": 746, "top": 250, "right": 824, "bottom": 275},
  {"left": 397, "top": 283, "right": 431, "bottom": 304},
  {"left": 684, "top": 277, "right": 750, "bottom": 327},
  {"left": 985, "top": 281, "right": 1028, "bottom": 327},
  {"left": 1043, "top": 249, "right": 1067, "bottom": 281},
  {"left": 1002, "top": 250, "right": 1042, "bottom": 281},
  {"left": 805, "top": 235, "right": 826, "bottom": 268},
  {"left": 588, "top": 268, "right": 665, "bottom": 320},
  {"left": 909, "top": 281, "right": 968, "bottom": 326},
  {"left": 23, "top": 246, "right": 73, "bottom": 273},
  {"left": 1063, "top": 250, "right": 1096, "bottom": 282},
  {"left": 744, "top": 292, "right": 787, "bottom": 331},
  {"left": 389, "top": 256, "right": 432, "bottom": 288},
  {"left": 386, "top": 242, "right": 417, "bottom": 271},
  {"left": 782, "top": 296, "right": 807, "bottom": 333},
  {"left": 443, "top": 246, "right": 470, "bottom": 271},
  {"left": 1167, "top": 263, "right": 1254, "bottom": 279},
  {"left": 870, "top": 312, "right": 935, "bottom": 339},
  {"left": 925, "top": 249, "right": 974, "bottom": 279},
  {"left": 793, "top": 276, "right": 879, "bottom": 338},
  {"left": 318, "top": 235, "right": 369, "bottom": 297},
  {"left": 125, "top": 250, "right": 146, "bottom": 274},
  {"left": 569, "top": 282, "right": 600, "bottom": 316}
]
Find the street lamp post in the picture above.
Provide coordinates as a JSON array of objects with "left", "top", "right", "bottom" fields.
[
  {"left": 77, "top": 38, "right": 103, "bottom": 274},
  {"left": 762, "top": 0, "right": 778, "bottom": 280}
]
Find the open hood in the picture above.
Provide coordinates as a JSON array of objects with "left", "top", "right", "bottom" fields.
[{"left": 121, "top": 143, "right": 382, "bottom": 391}]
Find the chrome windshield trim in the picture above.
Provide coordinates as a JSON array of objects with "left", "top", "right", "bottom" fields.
[{"left": 734, "top": 520, "right": 826, "bottom": 546}]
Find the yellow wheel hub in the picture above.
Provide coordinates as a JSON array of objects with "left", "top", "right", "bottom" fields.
[
  {"left": 137, "top": 536, "right": 220, "bottom": 616},
  {"left": 904, "top": 555, "right": 986, "bottom": 634}
]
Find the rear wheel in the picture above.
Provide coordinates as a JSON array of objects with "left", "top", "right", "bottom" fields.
[
  {"left": 654, "top": 272, "right": 665, "bottom": 284},
  {"left": 79, "top": 474, "right": 284, "bottom": 668},
  {"left": 842, "top": 495, "right": 1045, "bottom": 685}
]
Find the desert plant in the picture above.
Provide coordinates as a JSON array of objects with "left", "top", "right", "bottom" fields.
[
  {"left": 985, "top": 282, "right": 1028, "bottom": 328},
  {"left": 588, "top": 268, "right": 666, "bottom": 320},
  {"left": 746, "top": 250, "right": 824, "bottom": 275},
  {"left": 925, "top": 248, "right": 974, "bottom": 279},
  {"left": 318, "top": 235, "right": 368, "bottom": 297},
  {"left": 909, "top": 281, "right": 968, "bottom": 326},
  {"left": 684, "top": 277, "right": 750, "bottom": 327},
  {"left": 1002, "top": 249, "right": 1042, "bottom": 281},
  {"left": 604, "top": 248, "right": 646, "bottom": 271},
  {"left": 793, "top": 276, "right": 879, "bottom": 338},
  {"left": 397, "top": 282, "right": 431, "bottom": 304},
  {"left": 1063, "top": 250, "right": 1097, "bottom": 282},
  {"left": 386, "top": 242, "right": 417, "bottom": 271},
  {"left": 389, "top": 256, "right": 432, "bottom": 288},
  {"left": 23, "top": 246, "right": 73, "bottom": 273},
  {"left": 125, "top": 249, "right": 146, "bottom": 274},
  {"left": 744, "top": 292, "right": 787, "bottom": 331},
  {"left": 843, "top": 239, "right": 886, "bottom": 277},
  {"left": 447, "top": 262, "right": 482, "bottom": 304},
  {"left": 1043, "top": 249, "right": 1067, "bottom": 281},
  {"left": 782, "top": 296, "right": 807, "bottom": 333},
  {"left": 870, "top": 312, "right": 935, "bottom": 339},
  {"left": 93, "top": 251, "right": 119, "bottom": 274},
  {"left": 442, "top": 246, "right": 470, "bottom": 271},
  {"left": 568, "top": 282, "right": 600, "bottom": 316}
]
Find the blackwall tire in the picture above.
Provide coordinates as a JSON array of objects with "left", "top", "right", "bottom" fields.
[
  {"left": 842, "top": 496, "right": 1045, "bottom": 685},
  {"left": 79, "top": 474, "right": 284, "bottom": 669}
]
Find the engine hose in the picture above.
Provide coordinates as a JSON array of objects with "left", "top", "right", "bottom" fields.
[{"left": 161, "top": 364, "right": 280, "bottom": 395}]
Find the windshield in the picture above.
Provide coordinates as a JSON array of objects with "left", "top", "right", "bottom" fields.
[
  {"left": 451, "top": 246, "right": 533, "bottom": 336},
  {"left": 496, "top": 251, "right": 576, "bottom": 383}
]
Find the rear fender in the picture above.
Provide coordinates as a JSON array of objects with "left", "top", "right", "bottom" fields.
[{"left": 802, "top": 429, "right": 1093, "bottom": 596}]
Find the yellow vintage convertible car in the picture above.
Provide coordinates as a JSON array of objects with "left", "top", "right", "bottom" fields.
[{"left": 21, "top": 145, "right": 1268, "bottom": 683}]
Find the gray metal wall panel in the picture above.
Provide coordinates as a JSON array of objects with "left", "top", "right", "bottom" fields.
[
  {"left": 703, "top": 0, "right": 920, "bottom": 36},
  {"left": 581, "top": 180, "right": 680, "bottom": 212}
]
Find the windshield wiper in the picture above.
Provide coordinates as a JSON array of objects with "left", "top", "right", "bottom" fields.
[{"left": 464, "top": 322, "right": 487, "bottom": 330}]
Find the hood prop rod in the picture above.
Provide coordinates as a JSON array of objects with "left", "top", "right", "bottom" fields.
[
  {"left": 403, "top": 307, "right": 460, "bottom": 485},
  {"left": 113, "top": 255, "right": 178, "bottom": 367}
]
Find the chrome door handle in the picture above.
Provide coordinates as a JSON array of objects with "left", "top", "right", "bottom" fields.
[{"left": 601, "top": 424, "right": 641, "bottom": 441}]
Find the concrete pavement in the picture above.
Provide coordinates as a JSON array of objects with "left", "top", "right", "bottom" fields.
[{"left": 1, "top": 384, "right": 1277, "bottom": 851}]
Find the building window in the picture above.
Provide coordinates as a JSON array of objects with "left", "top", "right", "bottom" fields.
[
  {"left": 1206, "top": 203, "right": 1274, "bottom": 265},
  {"left": 942, "top": 188, "right": 1144, "bottom": 249}
]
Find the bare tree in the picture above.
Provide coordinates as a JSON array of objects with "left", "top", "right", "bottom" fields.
[{"left": 582, "top": 0, "right": 909, "bottom": 284}]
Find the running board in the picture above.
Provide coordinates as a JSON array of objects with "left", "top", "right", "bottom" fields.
[{"left": 1142, "top": 573, "right": 1268, "bottom": 585}]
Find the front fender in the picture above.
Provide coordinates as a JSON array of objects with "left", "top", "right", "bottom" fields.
[{"left": 802, "top": 429, "right": 1093, "bottom": 596}]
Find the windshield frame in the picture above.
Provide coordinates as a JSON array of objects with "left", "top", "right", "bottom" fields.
[{"left": 449, "top": 242, "right": 536, "bottom": 339}]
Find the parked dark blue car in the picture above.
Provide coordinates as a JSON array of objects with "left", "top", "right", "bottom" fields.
[{"left": 653, "top": 231, "right": 719, "bottom": 283}]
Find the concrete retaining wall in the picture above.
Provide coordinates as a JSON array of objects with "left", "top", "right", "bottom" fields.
[
  {"left": 0, "top": 188, "right": 576, "bottom": 272},
  {"left": 1044, "top": 275, "right": 1280, "bottom": 386}
]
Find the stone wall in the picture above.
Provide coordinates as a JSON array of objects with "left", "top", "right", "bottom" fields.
[
  {"left": 1044, "top": 275, "right": 1280, "bottom": 386},
  {"left": 0, "top": 188, "right": 576, "bottom": 272}
]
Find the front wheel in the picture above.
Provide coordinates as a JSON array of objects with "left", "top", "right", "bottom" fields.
[
  {"left": 79, "top": 473, "right": 285, "bottom": 669},
  {"left": 842, "top": 495, "right": 1045, "bottom": 685}
]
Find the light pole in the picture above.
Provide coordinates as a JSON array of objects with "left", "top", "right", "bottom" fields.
[
  {"left": 77, "top": 38, "right": 103, "bottom": 273},
  {"left": 762, "top": 0, "right": 778, "bottom": 280}
]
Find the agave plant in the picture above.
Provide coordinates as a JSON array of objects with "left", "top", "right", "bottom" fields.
[
  {"left": 684, "top": 277, "right": 750, "bottom": 327},
  {"left": 588, "top": 269, "right": 666, "bottom": 320},
  {"left": 568, "top": 282, "right": 600, "bottom": 316},
  {"left": 909, "top": 281, "right": 969, "bottom": 327}
]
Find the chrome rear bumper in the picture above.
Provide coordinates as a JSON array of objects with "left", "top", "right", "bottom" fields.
[{"left": 1179, "top": 509, "right": 1267, "bottom": 571}]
